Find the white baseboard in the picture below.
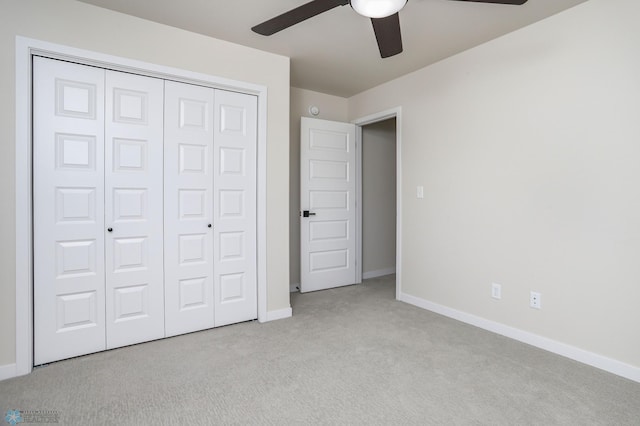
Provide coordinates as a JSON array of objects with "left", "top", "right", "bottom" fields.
[
  {"left": 265, "top": 307, "right": 293, "bottom": 322},
  {"left": 363, "top": 267, "right": 396, "bottom": 280},
  {"left": 399, "top": 292, "right": 640, "bottom": 384},
  {"left": 290, "top": 283, "right": 300, "bottom": 293},
  {"left": 0, "top": 363, "right": 17, "bottom": 382}
]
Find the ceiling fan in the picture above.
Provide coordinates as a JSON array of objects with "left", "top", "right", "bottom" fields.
[{"left": 252, "top": 0, "right": 528, "bottom": 58}]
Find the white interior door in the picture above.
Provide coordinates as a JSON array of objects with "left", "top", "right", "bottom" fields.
[
  {"left": 164, "top": 81, "right": 215, "bottom": 336},
  {"left": 33, "top": 57, "right": 107, "bottom": 364},
  {"left": 213, "top": 89, "right": 258, "bottom": 326},
  {"left": 104, "top": 70, "right": 165, "bottom": 348},
  {"left": 300, "top": 117, "right": 357, "bottom": 293}
]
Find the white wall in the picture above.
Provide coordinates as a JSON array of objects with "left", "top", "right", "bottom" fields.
[
  {"left": 362, "top": 119, "right": 396, "bottom": 277},
  {"left": 290, "top": 88, "right": 349, "bottom": 286},
  {"left": 349, "top": 0, "right": 640, "bottom": 371},
  {"left": 0, "top": 0, "right": 290, "bottom": 368}
]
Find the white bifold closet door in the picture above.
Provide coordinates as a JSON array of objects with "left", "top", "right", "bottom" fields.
[
  {"left": 33, "top": 57, "right": 107, "bottom": 365},
  {"left": 34, "top": 57, "right": 165, "bottom": 364},
  {"left": 163, "top": 81, "right": 215, "bottom": 336},
  {"left": 34, "top": 56, "right": 258, "bottom": 366},
  {"left": 104, "top": 70, "right": 165, "bottom": 348},
  {"left": 164, "top": 82, "right": 258, "bottom": 332},
  {"left": 213, "top": 89, "right": 258, "bottom": 326}
]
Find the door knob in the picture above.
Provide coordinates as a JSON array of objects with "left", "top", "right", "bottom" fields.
[
  {"left": 107, "top": 228, "right": 113, "bottom": 232},
  {"left": 208, "top": 224, "right": 212, "bottom": 228},
  {"left": 302, "top": 210, "right": 316, "bottom": 218}
]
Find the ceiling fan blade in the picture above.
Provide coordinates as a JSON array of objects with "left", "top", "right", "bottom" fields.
[
  {"left": 448, "top": 0, "right": 528, "bottom": 4},
  {"left": 371, "top": 13, "right": 403, "bottom": 58},
  {"left": 252, "top": 0, "right": 349, "bottom": 36}
]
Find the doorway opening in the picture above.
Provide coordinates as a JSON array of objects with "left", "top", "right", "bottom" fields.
[
  {"left": 361, "top": 118, "right": 397, "bottom": 288},
  {"left": 354, "top": 107, "right": 402, "bottom": 300}
]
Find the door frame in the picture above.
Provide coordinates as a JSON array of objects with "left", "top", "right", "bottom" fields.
[
  {"left": 353, "top": 107, "right": 402, "bottom": 300},
  {"left": 15, "top": 36, "right": 269, "bottom": 376}
]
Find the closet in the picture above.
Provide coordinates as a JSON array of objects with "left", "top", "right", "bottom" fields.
[{"left": 33, "top": 57, "right": 257, "bottom": 365}]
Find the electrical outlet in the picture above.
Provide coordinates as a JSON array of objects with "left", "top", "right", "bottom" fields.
[
  {"left": 491, "top": 283, "right": 502, "bottom": 300},
  {"left": 530, "top": 291, "right": 541, "bottom": 309}
]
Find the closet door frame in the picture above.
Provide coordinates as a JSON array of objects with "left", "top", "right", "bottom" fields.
[{"left": 15, "top": 37, "right": 268, "bottom": 377}]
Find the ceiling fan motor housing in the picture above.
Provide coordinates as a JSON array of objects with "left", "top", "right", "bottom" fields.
[{"left": 350, "top": 0, "right": 408, "bottom": 18}]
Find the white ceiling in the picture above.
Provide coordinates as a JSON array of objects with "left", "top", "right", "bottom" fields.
[{"left": 77, "top": 0, "right": 588, "bottom": 97}]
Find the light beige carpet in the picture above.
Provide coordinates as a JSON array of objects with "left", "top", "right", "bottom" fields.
[{"left": 1, "top": 275, "right": 639, "bottom": 425}]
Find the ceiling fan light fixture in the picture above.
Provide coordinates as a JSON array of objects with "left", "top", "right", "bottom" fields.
[{"left": 350, "top": 0, "right": 407, "bottom": 19}]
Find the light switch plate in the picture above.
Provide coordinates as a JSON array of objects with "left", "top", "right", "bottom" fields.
[
  {"left": 417, "top": 186, "right": 424, "bottom": 199},
  {"left": 492, "top": 283, "right": 502, "bottom": 300}
]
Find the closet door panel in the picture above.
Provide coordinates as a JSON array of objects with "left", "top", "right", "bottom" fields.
[
  {"left": 33, "top": 57, "right": 107, "bottom": 365},
  {"left": 213, "top": 90, "right": 258, "bottom": 326},
  {"left": 105, "top": 70, "right": 165, "bottom": 348},
  {"left": 164, "top": 81, "right": 215, "bottom": 336}
]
